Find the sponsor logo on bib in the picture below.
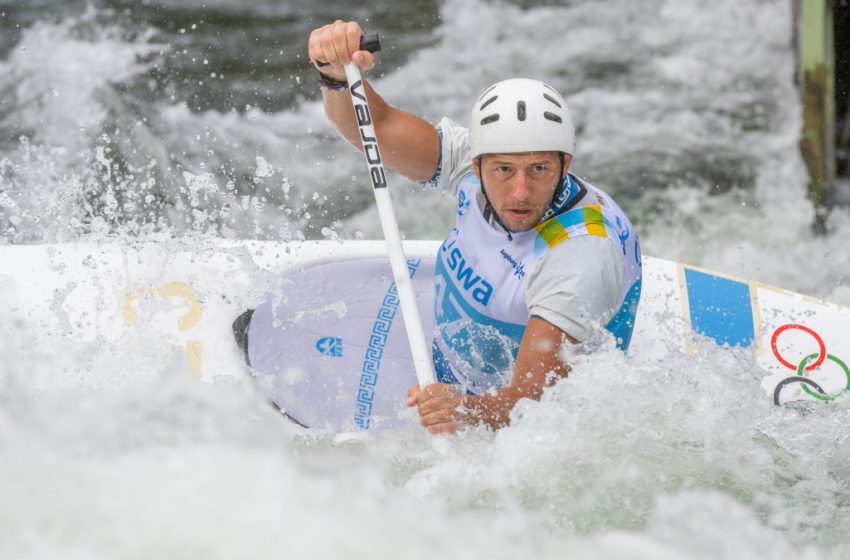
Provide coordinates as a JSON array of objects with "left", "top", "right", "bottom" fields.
[
  {"left": 499, "top": 249, "right": 526, "bottom": 279},
  {"left": 444, "top": 245, "right": 493, "bottom": 305},
  {"left": 457, "top": 189, "right": 471, "bottom": 217}
]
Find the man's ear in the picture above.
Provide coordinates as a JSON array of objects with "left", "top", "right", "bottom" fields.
[
  {"left": 562, "top": 154, "right": 573, "bottom": 175},
  {"left": 473, "top": 156, "right": 482, "bottom": 178}
]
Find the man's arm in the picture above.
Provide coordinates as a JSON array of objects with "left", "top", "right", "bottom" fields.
[
  {"left": 407, "top": 317, "right": 575, "bottom": 434},
  {"left": 307, "top": 20, "right": 440, "bottom": 182}
]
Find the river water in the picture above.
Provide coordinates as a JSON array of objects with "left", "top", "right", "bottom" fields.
[{"left": 1, "top": 0, "right": 850, "bottom": 558}]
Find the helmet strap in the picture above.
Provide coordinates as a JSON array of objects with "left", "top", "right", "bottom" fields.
[
  {"left": 541, "top": 153, "right": 586, "bottom": 222},
  {"left": 550, "top": 153, "right": 566, "bottom": 208},
  {"left": 477, "top": 156, "right": 513, "bottom": 241}
]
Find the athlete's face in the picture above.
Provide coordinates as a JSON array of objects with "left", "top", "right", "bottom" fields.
[{"left": 474, "top": 151, "right": 572, "bottom": 232}]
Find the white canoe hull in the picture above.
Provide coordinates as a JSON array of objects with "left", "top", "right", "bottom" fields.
[{"left": 2, "top": 240, "right": 848, "bottom": 405}]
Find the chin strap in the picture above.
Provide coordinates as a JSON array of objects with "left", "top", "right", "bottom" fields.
[
  {"left": 478, "top": 156, "right": 514, "bottom": 241},
  {"left": 551, "top": 153, "right": 566, "bottom": 208}
]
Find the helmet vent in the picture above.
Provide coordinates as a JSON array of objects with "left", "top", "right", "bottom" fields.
[
  {"left": 517, "top": 101, "right": 526, "bottom": 121},
  {"left": 542, "top": 93, "right": 562, "bottom": 108},
  {"left": 479, "top": 95, "right": 498, "bottom": 111},
  {"left": 480, "top": 114, "right": 500, "bottom": 125},
  {"left": 543, "top": 111, "right": 562, "bottom": 123}
]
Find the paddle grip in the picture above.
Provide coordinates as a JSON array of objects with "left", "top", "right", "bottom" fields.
[{"left": 315, "top": 33, "right": 381, "bottom": 67}]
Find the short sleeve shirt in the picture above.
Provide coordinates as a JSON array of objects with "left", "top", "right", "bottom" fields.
[{"left": 423, "top": 117, "right": 624, "bottom": 342}]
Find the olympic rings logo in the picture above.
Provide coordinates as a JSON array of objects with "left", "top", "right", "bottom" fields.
[{"left": 771, "top": 323, "right": 850, "bottom": 405}]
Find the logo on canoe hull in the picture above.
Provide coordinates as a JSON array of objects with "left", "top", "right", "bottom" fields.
[
  {"left": 316, "top": 336, "right": 343, "bottom": 357},
  {"left": 771, "top": 323, "right": 849, "bottom": 404}
]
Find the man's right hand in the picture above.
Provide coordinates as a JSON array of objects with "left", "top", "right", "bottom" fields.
[{"left": 307, "top": 20, "right": 376, "bottom": 83}]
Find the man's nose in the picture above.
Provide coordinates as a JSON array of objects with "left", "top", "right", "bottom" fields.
[{"left": 509, "top": 172, "right": 532, "bottom": 200}]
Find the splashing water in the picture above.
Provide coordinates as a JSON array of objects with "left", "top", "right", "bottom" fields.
[{"left": 1, "top": 0, "right": 850, "bottom": 558}]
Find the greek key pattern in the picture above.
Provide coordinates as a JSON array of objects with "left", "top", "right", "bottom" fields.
[{"left": 354, "top": 258, "right": 421, "bottom": 429}]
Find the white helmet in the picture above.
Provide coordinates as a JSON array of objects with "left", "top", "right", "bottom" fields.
[{"left": 469, "top": 78, "right": 575, "bottom": 159}]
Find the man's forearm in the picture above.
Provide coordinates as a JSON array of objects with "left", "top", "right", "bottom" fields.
[
  {"left": 320, "top": 79, "right": 439, "bottom": 182},
  {"left": 460, "top": 385, "right": 539, "bottom": 430},
  {"left": 459, "top": 317, "right": 573, "bottom": 430},
  {"left": 308, "top": 20, "right": 440, "bottom": 182},
  {"left": 321, "top": 79, "right": 389, "bottom": 151}
]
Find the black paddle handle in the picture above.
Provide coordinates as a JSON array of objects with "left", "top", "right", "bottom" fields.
[{"left": 315, "top": 33, "right": 381, "bottom": 67}]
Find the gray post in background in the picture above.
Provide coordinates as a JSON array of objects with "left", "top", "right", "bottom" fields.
[
  {"left": 794, "top": 0, "right": 836, "bottom": 233},
  {"left": 835, "top": 3, "right": 850, "bottom": 189}
]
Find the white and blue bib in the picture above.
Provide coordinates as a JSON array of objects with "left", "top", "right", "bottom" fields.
[{"left": 432, "top": 173, "right": 642, "bottom": 394}]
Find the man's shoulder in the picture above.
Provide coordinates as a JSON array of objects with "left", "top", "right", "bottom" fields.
[
  {"left": 535, "top": 234, "right": 621, "bottom": 272},
  {"left": 424, "top": 117, "right": 474, "bottom": 195},
  {"left": 524, "top": 235, "right": 625, "bottom": 341},
  {"left": 527, "top": 234, "right": 623, "bottom": 300}
]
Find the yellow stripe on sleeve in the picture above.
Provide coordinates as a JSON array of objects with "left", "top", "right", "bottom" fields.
[
  {"left": 583, "top": 205, "right": 608, "bottom": 237},
  {"left": 535, "top": 218, "right": 569, "bottom": 248}
]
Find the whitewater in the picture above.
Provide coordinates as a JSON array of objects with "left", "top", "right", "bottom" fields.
[{"left": 1, "top": 0, "right": 850, "bottom": 558}]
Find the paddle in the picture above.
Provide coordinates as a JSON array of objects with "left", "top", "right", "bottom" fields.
[{"left": 336, "top": 33, "right": 437, "bottom": 388}]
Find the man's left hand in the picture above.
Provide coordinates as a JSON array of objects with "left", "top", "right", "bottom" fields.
[{"left": 406, "top": 383, "right": 464, "bottom": 435}]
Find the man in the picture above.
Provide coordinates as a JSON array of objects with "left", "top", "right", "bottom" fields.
[{"left": 308, "top": 20, "right": 642, "bottom": 434}]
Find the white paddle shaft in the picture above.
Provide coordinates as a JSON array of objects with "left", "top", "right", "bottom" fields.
[{"left": 343, "top": 62, "right": 437, "bottom": 387}]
